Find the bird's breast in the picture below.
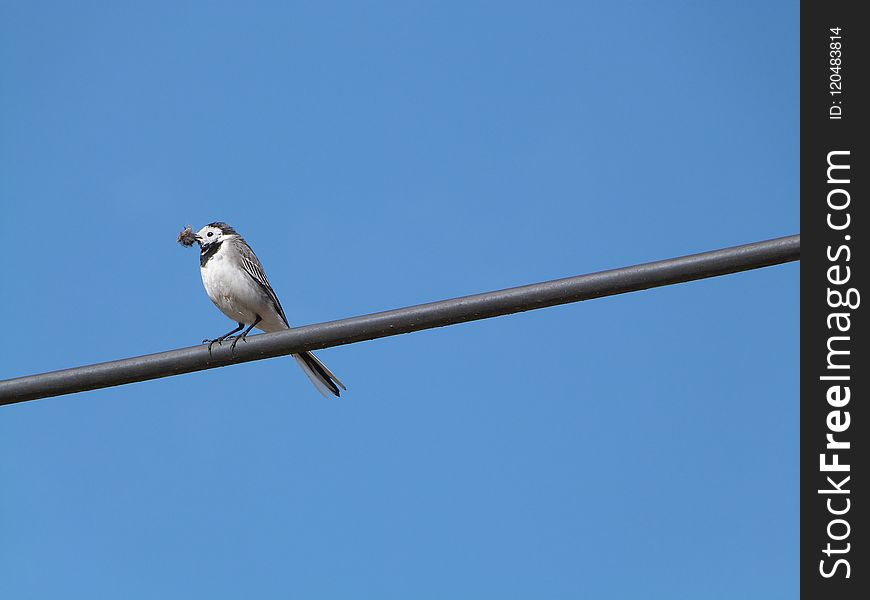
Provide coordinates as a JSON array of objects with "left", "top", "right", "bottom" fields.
[
  {"left": 201, "top": 254, "right": 239, "bottom": 307},
  {"left": 200, "top": 252, "right": 263, "bottom": 324}
]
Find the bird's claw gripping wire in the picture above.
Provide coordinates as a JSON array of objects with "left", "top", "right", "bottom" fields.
[
  {"left": 203, "top": 323, "right": 245, "bottom": 357},
  {"left": 205, "top": 338, "right": 222, "bottom": 357},
  {"left": 230, "top": 315, "right": 262, "bottom": 356},
  {"left": 230, "top": 336, "right": 246, "bottom": 354},
  {"left": 202, "top": 335, "right": 237, "bottom": 345}
]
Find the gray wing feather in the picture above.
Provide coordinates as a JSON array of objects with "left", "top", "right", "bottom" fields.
[
  {"left": 230, "top": 236, "right": 346, "bottom": 396},
  {"left": 232, "top": 238, "right": 290, "bottom": 327}
]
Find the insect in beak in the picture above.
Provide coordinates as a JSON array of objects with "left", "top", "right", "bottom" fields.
[{"left": 177, "top": 226, "right": 199, "bottom": 247}]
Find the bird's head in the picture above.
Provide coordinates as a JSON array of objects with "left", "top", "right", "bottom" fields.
[{"left": 194, "top": 222, "right": 238, "bottom": 248}]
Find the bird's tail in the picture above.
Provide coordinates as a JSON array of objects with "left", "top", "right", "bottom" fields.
[{"left": 293, "top": 351, "right": 347, "bottom": 397}]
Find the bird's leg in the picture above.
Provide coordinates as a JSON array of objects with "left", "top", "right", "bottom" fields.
[
  {"left": 231, "top": 315, "right": 262, "bottom": 354},
  {"left": 205, "top": 323, "right": 245, "bottom": 354}
]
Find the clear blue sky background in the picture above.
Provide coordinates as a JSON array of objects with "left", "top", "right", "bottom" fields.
[{"left": 1, "top": 2, "right": 798, "bottom": 597}]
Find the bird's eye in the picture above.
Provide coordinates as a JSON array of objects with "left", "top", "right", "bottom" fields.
[{"left": 207, "top": 232, "right": 214, "bottom": 237}]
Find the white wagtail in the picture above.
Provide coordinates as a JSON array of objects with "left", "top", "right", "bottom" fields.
[{"left": 183, "top": 222, "right": 346, "bottom": 397}]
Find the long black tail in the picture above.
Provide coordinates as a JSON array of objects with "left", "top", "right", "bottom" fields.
[{"left": 293, "top": 351, "right": 347, "bottom": 397}]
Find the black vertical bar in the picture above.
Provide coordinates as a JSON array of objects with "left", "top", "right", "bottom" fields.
[{"left": 801, "top": 1, "right": 867, "bottom": 596}]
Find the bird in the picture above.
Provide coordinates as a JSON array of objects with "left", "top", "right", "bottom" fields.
[{"left": 188, "top": 222, "right": 346, "bottom": 397}]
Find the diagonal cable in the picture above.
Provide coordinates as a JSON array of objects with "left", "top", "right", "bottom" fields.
[{"left": 0, "top": 234, "right": 800, "bottom": 405}]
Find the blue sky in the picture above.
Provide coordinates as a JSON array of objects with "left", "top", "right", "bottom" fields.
[{"left": 1, "top": 1, "right": 798, "bottom": 597}]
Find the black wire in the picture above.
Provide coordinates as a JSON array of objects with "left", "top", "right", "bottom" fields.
[{"left": 0, "top": 234, "right": 800, "bottom": 406}]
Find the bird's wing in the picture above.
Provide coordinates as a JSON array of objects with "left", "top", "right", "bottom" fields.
[{"left": 233, "top": 238, "right": 290, "bottom": 327}]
